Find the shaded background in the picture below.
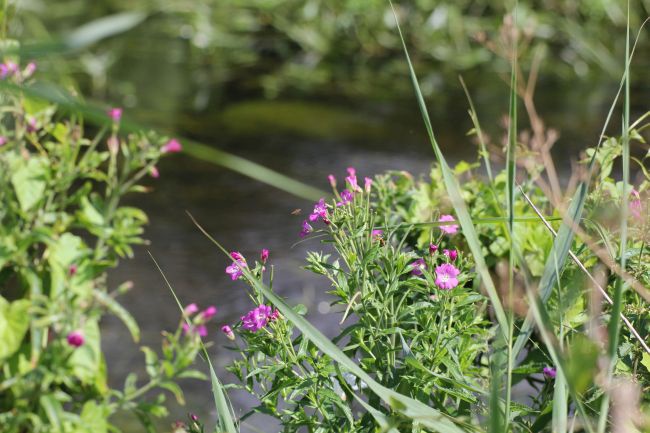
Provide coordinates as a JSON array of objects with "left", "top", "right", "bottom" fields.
[{"left": 9, "top": 0, "right": 650, "bottom": 430}]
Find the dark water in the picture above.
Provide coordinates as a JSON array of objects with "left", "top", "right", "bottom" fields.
[{"left": 103, "top": 70, "right": 644, "bottom": 431}]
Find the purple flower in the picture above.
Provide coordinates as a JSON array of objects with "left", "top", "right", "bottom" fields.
[
  {"left": 371, "top": 229, "right": 383, "bottom": 239},
  {"left": 5, "top": 62, "right": 17, "bottom": 74},
  {"left": 439, "top": 215, "right": 459, "bottom": 235},
  {"left": 346, "top": 175, "right": 361, "bottom": 192},
  {"left": 260, "top": 248, "right": 269, "bottom": 263},
  {"left": 299, "top": 220, "right": 313, "bottom": 238},
  {"left": 108, "top": 107, "right": 122, "bottom": 122},
  {"left": 0, "top": 64, "right": 8, "bottom": 79},
  {"left": 270, "top": 309, "right": 280, "bottom": 321},
  {"left": 443, "top": 249, "right": 458, "bottom": 261},
  {"left": 543, "top": 366, "right": 556, "bottom": 379},
  {"left": 221, "top": 325, "right": 235, "bottom": 340},
  {"left": 364, "top": 177, "right": 373, "bottom": 193},
  {"left": 66, "top": 330, "right": 85, "bottom": 348},
  {"left": 411, "top": 258, "right": 427, "bottom": 276},
  {"left": 328, "top": 174, "right": 337, "bottom": 188},
  {"left": 336, "top": 189, "right": 353, "bottom": 206},
  {"left": 429, "top": 244, "right": 438, "bottom": 255},
  {"left": 162, "top": 138, "right": 182, "bottom": 153},
  {"left": 185, "top": 303, "right": 199, "bottom": 315},
  {"left": 201, "top": 306, "right": 217, "bottom": 320},
  {"left": 241, "top": 304, "right": 273, "bottom": 332},
  {"left": 435, "top": 263, "right": 460, "bottom": 290},
  {"left": 226, "top": 252, "right": 247, "bottom": 280},
  {"left": 309, "top": 198, "right": 328, "bottom": 222}
]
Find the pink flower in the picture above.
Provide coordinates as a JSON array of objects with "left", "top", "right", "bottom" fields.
[
  {"left": 0, "top": 136, "right": 6, "bottom": 147},
  {"left": 241, "top": 304, "right": 273, "bottom": 332},
  {"left": 299, "top": 220, "right": 313, "bottom": 238},
  {"left": 543, "top": 366, "right": 556, "bottom": 379},
  {"left": 23, "top": 62, "right": 36, "bottom": 78},
  {"left": 66, "top": 330, "right": 85, "bottom": 348},
  {"left": 364, "top": 177, "right": 373, "bottom": 193},
  {"left": 443, "top": 249, "right": 458, "bottom": 261},
  {"left": 161, "top": 138, "right": 182, "bottom": 153},
  {"left": 435, "top": 263, "right": 460, "bottom": 290},
  {"left": 336, "top": 189, "right": 353, "bottom": 206},
  {"left": 429, "top": 244, "right": 438, "bottom": 254},
  {"left": 328, "top": 174, "right": 337, "bottom": 188},
  {"left": 108, "top": 107, "right": 122, "bottom": 122},
  {"left": 68, "top": 264, "right": 78, "bottom": 276},
  {"left": 260, "top": 248, "right": 269, "bottom": 263},
  {"left": 26, "top": 117, "right": 38, "bottom": 133},
  {"left": 346, "top": 175, "right": 361, "bottom": 192},
  {"left": 183, "top": 323, "right": 208, "bottom": 337},
  {"left": 411, "top": 258, "right": 427, "bottom": 276},
  {"left": 630, "top": 189, "right": 642, "bottom": 219},
  {"left": 221, "top": 325, "right": 235, "bottom": 340},
  {"left": 5, "top": 62, "right": 17, "bottom": 74},
  {"left": 438, "top": 215, "right": 459, "bottom": 235},
  {"left": 185, "top": 303, "right": 199, "bottom": 315},
  {"left": 0, "top": 64, "right": 8, "bottom": 79},
  {"left": 347, "top": 167, "right": 356, "bottom": 177},
  {"left": 149, "top": 166, "right": 160, "bottom": 178},
  {"left": 371, "top": 229, "right": 383, "bottom": 239},
  {"left": 201, "top": 306, "right": 217, "bottom": 320},
  {"left": 196, "top": 325, "right": 208, "bottom": 337},
  {"left": 226, "top": 252, "right": 247, "bottom": 280},
  {"left": 309, "top": 198, "right": 328, "bottom": 222},
  {"left": 270, "top": 309, "right": 280, "bottom": 321}
]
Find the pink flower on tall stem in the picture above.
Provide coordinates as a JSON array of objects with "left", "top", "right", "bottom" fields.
[
  {"left": 438, "top": 215, "right": 459, "bottom": 235},
  {"left": 200, "top": 306, "right": 217, "bottom": 320},
  {"left": 411, "top": 258, "right": 427, "bottom": 276},
  {"left": 347, "top": 167, "right": 356, "bottom": 177},
  {"left": 435, "top": 263, "right": 460, "bottom": 290},
  {"left": 429, "top": 244, "right": 438, "bottom": 255},
  {"left": 221, "top": 325, "right": 235, "bottom": 340},
  {"left": 108, "top": 107, "right": 122, "bottom": 122},
  {"left": 309, "top": 198, "right": 329, "bottom": 222},
  {"left": 225, "top": 251, "right": 247, "bottom": 280},
  {"left": 443, "top": 249, "right": 458, "bottom": 261},
  {"left": 346, "top": 175, "right": 361, "bottom": 192},
  {"left": 149, "top": 166, "right": 160, "bottom": 178},
  {"left": 299, "top": 220, "right": 313, "bottom": 238},
  {"left": 328, "top": 174, "right": 337, "bottom": 188},
  {"left": 66, "top": 330, "right": 85, "bottom": 348},
  {"left": 0, "top": 136, "right": 6, "bottom": 147},
  {"left": 161, "top": 138, "right": 182, "bottom": 153},
  {"left": 364, "top": 177, "right": 373, "bottom": 193},
  {"left": 241, "top": 305, "right": 273, "bottom": 332},
  {"left": 23, "top": 62, "right": 36, "bottom": 78},
  {"left": 543, "top": 366, "right": 556, "bottom": 379},
  {"left": 337, "top": 189, "right": 353, "bottom": 206},
  {"left": 184, "top": 303, "right": 199, "bottom": 315},
  {"left": 260, "top": 248, "right": 269, "bottom": 263}
]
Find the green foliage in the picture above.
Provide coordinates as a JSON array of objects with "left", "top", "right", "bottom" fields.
[{"left": 0, "top": 60, "right": 204, "bottom": 433}]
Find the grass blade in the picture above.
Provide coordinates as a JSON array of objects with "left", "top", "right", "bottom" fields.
[{"left": 149, "top": 252, "right": 238, "bottom": 433}]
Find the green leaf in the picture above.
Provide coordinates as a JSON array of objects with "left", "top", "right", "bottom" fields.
[
  {"left": 79, "top": 401, "right": 108, "bottom": 433},
  {"left": 10, "top": 155, "right": 48, "bottom": 212},
  {"left": 0, "top": 296, "right": 30, "bottom": 360}
]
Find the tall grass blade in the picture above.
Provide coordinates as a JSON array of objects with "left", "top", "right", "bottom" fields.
[
  {"left": 188, "top": 214, "right": 472, "bottom": 433},
  {"left": 389, "top": 1, "right": 509, "bottom": 339},
  {"left": 149, "top": 252, "right": 238, "bottom": 433},
  {"left": 458, "top": 76, "right": 493, "bottom": 182}
]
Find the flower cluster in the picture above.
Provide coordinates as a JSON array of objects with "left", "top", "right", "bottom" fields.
[
  {"left": 0, "top": 60, "right": 36, "bottom": 81},
  {"left": 182, "top": 303, "right": 218, "bottom": 337},
  {"left": 225, "top": 251, "right": 248, "bottom": 280}
]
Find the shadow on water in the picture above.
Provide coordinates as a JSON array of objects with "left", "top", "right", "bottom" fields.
[{"left": 104, "top": 69, "right": 646, "bottom": 431}]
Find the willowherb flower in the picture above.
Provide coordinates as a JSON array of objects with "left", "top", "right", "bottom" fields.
[
  {"left": 183, "top": 323, "right": 208, "bottom": 337},
  {"left": 346, "top": 175, "right": 361, "bottom": 192},
  {"left": 429, "top": 243, "right": 438, "bottom": 254},
  {"left": 337, "top": 189, "right": 353, "bottom": 206},
  {"left": 23, "top": 62, "right": 36, "bottom": 78},
  {"left": 185, "top": 303, "right": 199, "bottom": 315},
  {"left": 108, "top": 107, "right": 122, "bottom": 122},
  {"left": 347, "top": 167, "right": 356, "bottom": 177},
  {"left": 149, "top": 166, "right": 160, "bottom": 178},
  {"left": 443, "top": 249, "right": 458, "bottom": 261},
  {"left": 0, "top": 136, "right": 6, "bottom": 147},
  {"left": 66, "top": 330, "right": 85, "bottom": 348},
  {"left": 328, "top": 174, "right": 337, "bottom": 188},
  {"left": 260, "top": 248, "right": 269, "bottom": 263},
  {"left": 411, "top": 258, "right": 427, "bottom": 276},
  {"left": 371, "top": 229, "right": 383, "bottom": 239},
  {"left": 26, "top": 117, "right": 38, "bottom": 133},
  {"left": 299, "top": 220, "right": 313, "bottom": 238},
  {"left": 221, "top": 325, "right": 235, "bottom": 340},
  {"left": 543, "top": 366, "right": 556, "bottom": 379},
  {"left": 435, "top": 263, "right": 460, "bottom": 290},
  {"left": 309, "top": 198, "right": 328, "bottom": 222},
  {"left": 226, "top": 251, "right": 247, "bottom": 280},
  {"left": 161, "top": 138, "right": 182, "bottom": 153},
  {"left": 68, "top": 264, "right": 78, "bottom": 276},
  {"left": 200, "top": 306, "right": 217, "bottom": 320},
  {"left": 241, "top": 304, "right": 273, "bottom": 332},
  {"left": 438, "top": 214, "right": 459, "bottom": 234},
  {"left": 364, "top": 177, "right": 373, "bottom": 193},
  {"left": 270, "top": 309, "right": 280, "bottom": 321}
]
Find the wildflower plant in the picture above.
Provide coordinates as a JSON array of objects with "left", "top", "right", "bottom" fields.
[{"left": 0, "top": 59, "right": 203, "bottom": 432}]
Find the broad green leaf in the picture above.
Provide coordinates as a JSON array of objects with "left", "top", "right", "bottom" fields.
[
  {"left": 0, "top": 297, "right": 30, "bottom": 360},
  {"left": 79, "top": 401, "right": 108, "bottom": 433},
  {"left": 10, "top": 155, "right": 48, "bottom": 212}
]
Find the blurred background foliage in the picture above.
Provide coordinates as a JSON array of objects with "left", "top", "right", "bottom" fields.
[{"left": 9, "top": 0, "right": 650, "bottom": 131}]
